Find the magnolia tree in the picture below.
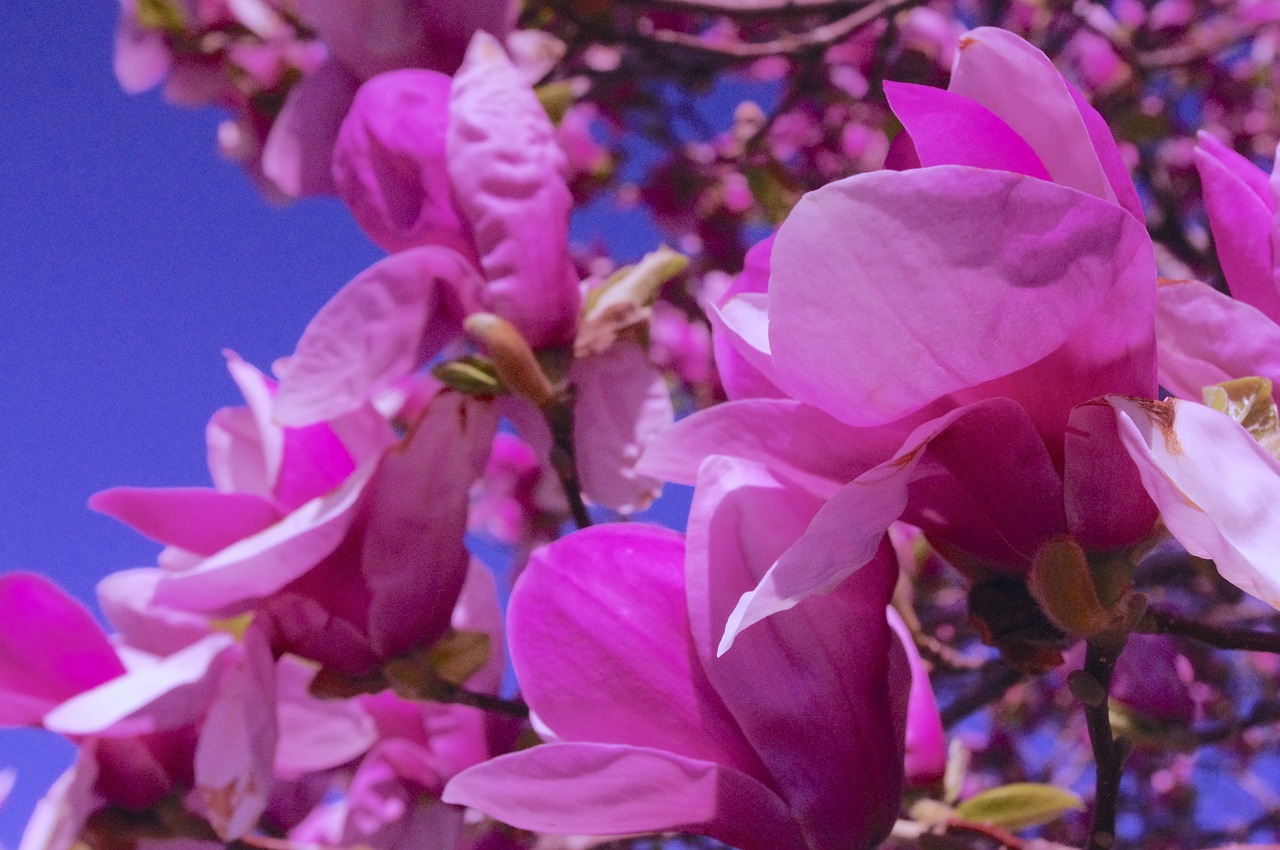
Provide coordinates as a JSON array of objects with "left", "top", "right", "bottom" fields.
[{"left": 9, "top": 0, "right": 1280, "bottom": 848}]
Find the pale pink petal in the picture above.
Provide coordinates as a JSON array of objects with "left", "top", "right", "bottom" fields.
[
  {"left": 707, "top": 237, "right": 786, "bottom": 400},
  {"left": 442, "top": 743, "right": 805, "bottom": 850},
  {"left": 709, "top": 292, "right": 781, "bottom": 396},
  {"left": 886, "top": 608, "right": 946, "bottom": 789},
  {"left": 342, "top": 749, "right": 466, "bottom": 846},
  {"left": 18, "top": 745, "right": 102, "bottom": 850},
  {"left": 451, "top": 560, "right": 505, "bottom": 695},
  {"left": 195, "top": 627, "right": 278, "bottom": 840},
  {"left": 1064, "top": 401, "right": 1158, "bottom": 551},
  {"left": 89, "top": 487, "right": 280, "bottom": 556},
  {"left": 769, "top": 166, "right": 1146, "bottom": 426},
  {"left": 261, "top": 59, "right": 360, "bottom": 197},
  {"left": 686, "top": 456, "right": 902, "bottom": 850},
  {"left": 113, "top": 14, "right": 171, "bottom": 93},
  {"left": 223, "top": 351, "right": 285, "bottom": 492},
  {"left": 44, "top": 633, "right": 234, "bottom": 737},
  {"left": 274, "top": 656, "right": 377, "bottom": 779},
  {"left": 97, "top": 569, "right": 211, "bottom": 655},
  {"left": 334, "top": 69, "right": 474, "bottom": 256},
  {"left": 447, "top": 32, "right": 580, "bottom": 347},
  {"left": 949, "top": 27, "right": 1114, "bottom": 203},
  {"left": 207, "top": 406, "right": 272, "bottom": 497},
  {"left": 1155, "top": 278, "right": 1280, "bottom": 399},
  {"left": 151, "top": 463, "right": 375, "bottom": 612},
  {"left": 0, "top": 575, "right": 125, "bottom": 725},
  {"left": 570, "top": 341, "right": 672, "bottom": 513},
  {"left": 511, "top": 525, "right": 755, "bottom": 770},
  {"left": 1195, "top": 132, "right": 1280, "bottom": 320},
  {"left": 637, "top": 399, "right": 917, "bottom": 498},
  {"left": 1109, "top": 396, "right": 1280, "bottom": 607},
  {"left": 883, "top": 82, "right": 1051, "bottom": 179},
  {"left": 273, "top": 246, "right": 483, "bottom": 426}
]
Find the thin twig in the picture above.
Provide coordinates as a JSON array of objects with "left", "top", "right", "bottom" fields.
[
  {"left": 1138, "top": 608, "right": 1280, "bottom": 655},
  {"left": 940, "top": 660, "right": 1024, "bottom": 728},
  {"left": 443, "top": 684, "right": 532, "bottom": 718},
  {"left": 1081, "top": 639, "right": 1128, "bottom": 850}
]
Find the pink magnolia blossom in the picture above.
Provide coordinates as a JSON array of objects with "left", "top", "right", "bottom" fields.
[{"left": 445, "top": 456, "right": 907, "bottom": 850}]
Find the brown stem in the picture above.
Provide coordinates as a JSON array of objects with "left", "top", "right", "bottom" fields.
[
  {"left": 1138, "top": 608, "right": 1280, "bottom": 654},
  {"left": 443, "top": 684, "right": 532, "bottom": 718},
  {"left": 1082, "top": 639, "right": 1128, "bottom": 850}
]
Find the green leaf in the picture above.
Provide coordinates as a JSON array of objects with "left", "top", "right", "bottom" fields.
[{"left": 953, "top": 783, "right": 1084, "bottom": 831}]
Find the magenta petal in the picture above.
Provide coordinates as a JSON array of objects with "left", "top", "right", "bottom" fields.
[
  {"left": 512, "top": 525, "right": 754, "bottom": 769},
  {"left": 447, "top": 33, "right": 580, "bottom": 347},
  {"left": 195, "top": 628, "right": 278, "bottom": 840},
  {"left": 950, "top": 27, "right": 1113, "bottom": 203},
  {"left": 273, "top": 246, "right": 483, "bottom": 426},
  {"left": 333, "top": 70, "right": 473, "bottom": 255},
  {"left": 0, "top": 574, "right": 125, "bottom": 725},
  {"left": 274, "top": 656, "right": 377, "bottom": 779},
  {"left": 769, "top": 166, "right": 1145, "bottom": 426},
  {"left": 261, "top": 59, "right": 359, "bottom": 197},
  {"left": 1069, "top": 86, "right": 1144, "bottom": 221},
  {"left": 1155, "top": 279, "right": 1280, "bottom": 399},
  {"left": 570, "top": 341, "right": 672, "bottom": 513},
  {"left": 686, "top": 457, "right": 902, "bottom": 850},
  {"left": 443, "top": 743, "right": 804, "bottom": 850},
  {"left": 1195, "top": 134, "right": 1280, "bottom": 320},
  {"left": 883, "top": 82, "right": 1051, "bottom": 180},
  {"left": 89, "top": 487, "right": 280, "bottom": 556},
  {"left": 887, "top": 608, "right": 946, "bottom": 789},
  {"left": 1064, "top": 401, "right": 1158, "bottom": 551},
  {"left": 44, "top": 633, "right": 234, "bottom": 738},
  {"left": 1109, "top": 396, "right": 1280, "bottom": 608}
]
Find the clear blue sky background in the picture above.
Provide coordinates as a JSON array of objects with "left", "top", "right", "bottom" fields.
[{"left": 0, "top": 3, "right": 681, "bottom": 840}]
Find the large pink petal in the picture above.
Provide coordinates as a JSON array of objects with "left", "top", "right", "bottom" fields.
[
  {"left": 442, "top": 743, "right": 805, "bottom": 850},
  {"left": 768, "top": 166, "right": 1145, "bottom": 426},
  {"left": 1195, "top": 132, "right": 1280, "bottom": 321},
  {"left": 0, "top": 575, "right": 125, "bottom": 725},
  {"left": 570, "top": 341, "right": 672, "bottom": 513},
  {"left": 721, "top": 399, "right": 1064, "bottom": 649},
  {"left": 1155, "top": 278, "right": 1280, "bottom": 399},
  {"left": 194, "top": 627, "right": 278, "bottom": 840},
  {"left": 89, "top": 487, "right": 280, "bottom": 556},
  {"left": 686, "top": 457, "right": 902, "bottom": 850},
  {"left": 447, "top": 33, "right": 579, "bottom": 347},
  {"left": 511, "top": 525, "right": 757, "bottom": 772},
  {"left": 333, "top": 70, "right": 474, "bottom": 256},
  {"left": 152, "top": 464, "right": 375, "bottom": 613},
  {"left": 1109, "top": 396, "right": 1280, "bottom": 608},
  {"left": 883, "top": 82, "right": 1051, "bottom": 179},
  {"left": 261, "top": 59, "right": 359, "bottom": 198},
  {"left": 949, "top": 27, "right": 1113, "bottom": 203},
  {"left": 273, "top": 246, "right": 483, "bottom": 426},
  {"left": 638, "top": 399, "right": 918, "bottom": 498}
]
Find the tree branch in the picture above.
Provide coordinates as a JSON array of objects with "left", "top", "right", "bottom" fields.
[{"left": 1138, "top": 608, "right": 1280, "bottom": 655}]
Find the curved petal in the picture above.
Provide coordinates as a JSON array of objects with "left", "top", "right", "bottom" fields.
[
  {"left": 950, "top": 27, "right": 1114, "bottom": 204},
  {"left": 1155, "top": 278, "right": 1280, "bottom": 399},
  {"left": 1065, "top": 401, "right": 1158, "bottom": 550},
  {"left": 1109, "top": 396, "right": 1280, "bottom": 607},
  {"left": 273, "top": 246, "right": 483, "bottom": 426},
  {"left": 571, "top": 341, "right": 672, "bottom": 514},
  {"left": 97, "top": 569, "right": 211, "bottom": 655},
  {"left": 886, "top": 608, "right": 946, "bottom": 789},
  {"left": 0, "top": 575, "right": 125, "bottom": 725},
  {"left": 1069, "top": 86, "right": 1144, "bottom": 222},
  {"left": 261, "top": 58, "right": 359, "bottom": 198},
  {"left": 333, "top": 70, "right": 474, "bottom": 256},
  {"left": 274, "top": 656, "right": 377, "bottom": 779},
  {"left": 512, "top": 525, "right": 756, "bottom": 769},
  {"left": 89, "top": 487, "right": 280, "bottom": 556},
  {"left": 1194, "top": 133, "right": 1280, "bottom": 321},
  {"left": 883, "top": 82, "right": 1051, "bottom": 180},
  {"left": 768, "top": 166, "right": 1145, "bottom": 426},
  {"left": 708, "top": 237, "right": 786, "bottom": 401},
  {"left": 442, "top": 743, "right": 805, "bottom": 850},
  {"left": 447, "top": 33, "right": 579, "bottom": 347},
  {"left": 686, "top": 457, "right": 902, "bottom": 850}
]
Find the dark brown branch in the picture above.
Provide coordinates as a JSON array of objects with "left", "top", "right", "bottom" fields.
[
  {"left": 617, "top": 0, "right": 866, "bottom": 18},
  {"left": 1080, "top": 639, "right": 1128, "bottom": 850},
  {"left": 1138, "top": 608, "right": 1280, "bottom": 655}
]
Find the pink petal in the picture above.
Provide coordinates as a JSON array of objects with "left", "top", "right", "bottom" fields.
[
  {"left": 570, "top": 341, "right": 672, "bottom": 513},
  {"left": 1195, "top": 132, "right": 1280, "bottom": 321},
  {"left": 1064, "top": 401, "right": 1158, "bottom": 551},
  {"left": 447, "top": 33, "right": 580, "bottom": 348},
  {"left": 443, "top": 743, "right": 804, "bottom": 850},
  {"left": 113, "top": 15, "right": 171, "bottom": 93},
  {"left": 0, "top": 575, "right": 125, "bottom": 725},
  {"left": 195, "top": 627, "right": 278, "bottom": 840},
  {"left": 686, "top": 457, "right": 902, "bottom": 850},
  {"left": 708, "top": 237, "right": 787, "bottom": 401},
  {"left": 89, "top": 487, "right": 280, "bottom": 556},
  {"left": 207, "top": 406, "right": 272, "bottom": 498},
  {"left": 769, "top": 166, "right": 1146, "bottom": 426},
  {"left": 18, "top": 746, "right": 102, "bottom": 850},
  {"left": 333, "top": 70, "right": 475, "bottom": 256},
  {"left": 1109, "top": 396, "right": 1280, "bottom": 608},
  {"left": 886, "top": 608, "right": 946, "bottom": 788},
  {"left": 273, "top": 656, "right": 377, "bottom": 779},
  {"left": 261, "top": 59, "right": 360, "bottom": 197},
  {"left": 883, "top": 82, "right": 1051, "bottom": 180},
  {"left": 512, "top": 525, "right": 757, "bottom": 770},
  {"left": 97, "top": 569, "right": 211, "bottom": 655},
  {"left": 450, "top": 560, "right": 506, "bottom": 695},
  {"left": 1069, "top": 86, "right": 1145, "bottom": 222},
  {"left": 1155, "top": 278, "right": 1280, "bottom": 399},
  {"left": 44, "top": 633, "right": 234, "bottom": 738},
  {"left": 949, "top": 27, "right": 1114, "bottom": 203},
  {"left": 273, "top": 246, "right": 483, "bottom": 426}
]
